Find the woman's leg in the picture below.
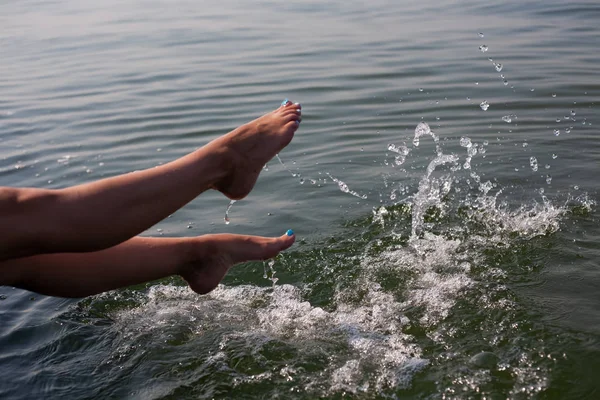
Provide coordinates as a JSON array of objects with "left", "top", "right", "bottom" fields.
[
  {"left": 1, "top": 231, "right": 295, "bottom": 298},
  {"left": 0, "top": 101, "right": 301, "bottom": 261}
]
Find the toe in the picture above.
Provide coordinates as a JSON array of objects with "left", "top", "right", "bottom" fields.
[
  {"left": 262, "top": 232, "right": 295, "bottom": 258},
  {"left": 284, "top": 120, "right": 300, "bottom": 131},
  {"left": 281, "top": 99, "right": 300, "bottom": 110}
]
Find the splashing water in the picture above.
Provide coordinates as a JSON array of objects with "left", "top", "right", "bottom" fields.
[
  {"left": 530, "top": 156, "right": 539, "bottom": 172},
  {"left": 275, "top": 154, "right": 298, "bottom": 177},
  {"left": 388, "top": 143, "right": 410, "bottom": 165},
  {"left": 80, "top": 119, "right": 594, "bottom": 400},
  {"left": 224, "top": 199, "right": 236, "bottom": 224},
  {"left": 265, "top": 259, "right": 278, "bottom": 286},
  {"left": 502, "top": 114, "right": 517, "bottom": 123},
  {"left": 410, "top": 153, "right": 459, "bottom": 237},
  {"left": 327, "top": 173, "right": 368, "bottom": 199}
]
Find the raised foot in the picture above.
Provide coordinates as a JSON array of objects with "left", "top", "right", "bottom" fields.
[
  {"left": 210, "top": 100, "right": 302, "bottom": 200},
  {"left": 180, "top": 232, "right": 295, "bottom": 295}
]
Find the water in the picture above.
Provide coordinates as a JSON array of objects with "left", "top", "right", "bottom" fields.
[{"left": 1, "top": 0, "right": 600, "bottom": 398}]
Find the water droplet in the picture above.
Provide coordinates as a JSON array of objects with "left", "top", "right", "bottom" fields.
[
  {"left": 530, "top": 88, "right": 535, "bottom": 92},
  {"left": 574, "top": 185, "right": 580, "bottom": 190},
  {"left": 554, "top": 129, "right": 560, "bottom": 136},
  {"left": 494, "top": 63, "right": 503, "bottom": 72},
  {"left": 479, "top": 45, "right": 488, "bottom": 52},
  {"left": 224, "top": 199, "right": 236, "bottom": 224},
  {"left": 502, "top": 114, "right": 516, "bottom": 123},
  {"left": 418, "top": 88, "right": 424, "bottom": 92},
  {"left": 565, "top": 127, "right": 571, "bottom": 134},
  {"left": 478, "top": 32, "right": 484, "bottom": 38},
  {"left": 546, "top": 175, "right": 552, "bottom": 184},
  {"left": 0, "top": 295, "right": 6, "bottom": 301},
  {"left": 530, "top": 156, "right": 538, "bottom": 172},
  {"left": 503, "top": 80, "right": 509, "bottom": 86},
  {"left": 545, "top": 164, "right": 551, "bottom": 169},
  {"left": 413, "top": 122, "right": 432, "bottom": 147},
  {"left": 556, "top": 118, "right": 561, "bottom": 123},
  {"left": 552, "top": 93, "right": 557, "bottom": 98},
  {"left": 299, "top": 178, "right": 305, "bottom": 184},
  {"left": 570, "top": 110, "right": 576, "bottom": 116},
  {"left": 480, "top": 100, "right": 490, "bottom": 111},
  {"left": 460, "top": 137, "right": 472, "bottom": 148}
]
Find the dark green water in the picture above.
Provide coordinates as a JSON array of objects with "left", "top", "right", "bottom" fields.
[{"left": 1, "top": 0, "right": 599, "bottom": 398}]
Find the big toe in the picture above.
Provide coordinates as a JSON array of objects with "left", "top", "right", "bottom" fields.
[
  {"left": 232, "top": 232, "right": 295, "bottom": 263},
  {"left": 269, "top": 231, "right": 296, "bottom": 254}
]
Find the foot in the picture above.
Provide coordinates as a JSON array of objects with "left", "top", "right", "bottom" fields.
[
  {"left": 209, "top": 100, "right": 301, "bottom": 200},
  {"left": 180, "top": 231, "right": 295, "bottom": 294}
]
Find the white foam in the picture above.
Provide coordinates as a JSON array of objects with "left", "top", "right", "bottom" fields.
[{"left": 110, "top": 283, "right": 428, "bottom": 395}]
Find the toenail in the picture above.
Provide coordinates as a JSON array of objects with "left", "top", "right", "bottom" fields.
[
  {"left": 281, "top": 98, "right": 290, "bottom": 106},
  {"left": 294, "top": 102, "right": 301, "bottom": 106},
  {"left": 296, "top": 109, "right": 301, "bottom": 113},
  {"left": 286, "top": 229, "right": 294, "bottom": 236}
]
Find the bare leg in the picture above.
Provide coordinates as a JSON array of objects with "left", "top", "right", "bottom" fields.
[
  {"left": 2, "top": 232, "right": 295, "bottom": 298},
  {"left": 0, "top": 102, "right": 301, "bottom": 261}
]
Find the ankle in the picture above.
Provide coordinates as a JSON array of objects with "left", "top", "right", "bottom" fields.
[{"left": 192, "top": 143, "right": 231, "bottom": 189}]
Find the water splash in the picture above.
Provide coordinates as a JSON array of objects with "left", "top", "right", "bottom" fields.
[
  {"left": 502, "top": 114, "right": 517, "bottom": 123},
  {"left": 410, "top": 153, "right": 459, "bottom": 237},
  {"left": 327, "top": 173, "right": 368, "bottom": 199},
  {"left": 265, "top": 259, "right": 278, "bottom": 286},
  {"left": 107, "top": 283, "right": 429, "bottom": 397},
  {"left": 530, "top": 156, "right": 539, "bottom": 172},
  {"left": 275, "top": 154, "right": 297, "bottom": 177},
  {"left": 413, "top": 122, "right": 442, "bottom": 156},
  {"left": 460, "top": 136, "right": 478, "bottom": 170},
  {"left": 224, "top": 199, "right": 236, "bottom": 224},
  {"left": 388, "top": 143, "right": 410, "bottom": 165}
]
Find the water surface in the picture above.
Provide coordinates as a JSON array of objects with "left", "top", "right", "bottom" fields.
[{"left": 1, "top": 0, "right": 599, "bottom": 398}]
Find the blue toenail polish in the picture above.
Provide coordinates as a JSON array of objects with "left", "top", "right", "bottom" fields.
[
  {"left": 281, "top": 98, "right": 289, "bottom": 106},
  {"left": 286, "top": 229, "right": 294, "bottom": 236}
]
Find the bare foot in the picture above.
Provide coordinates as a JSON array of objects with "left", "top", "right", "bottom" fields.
[
  {"left": 209, "top": 100, "right": 301, "bottom": 200},
  {"left": 180, "top": 231, "right": 295, "bottom": 294}
]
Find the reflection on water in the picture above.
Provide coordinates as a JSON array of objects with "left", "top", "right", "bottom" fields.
[{"left": 1, "top": 0, "right": 600, "bottom": 398}]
